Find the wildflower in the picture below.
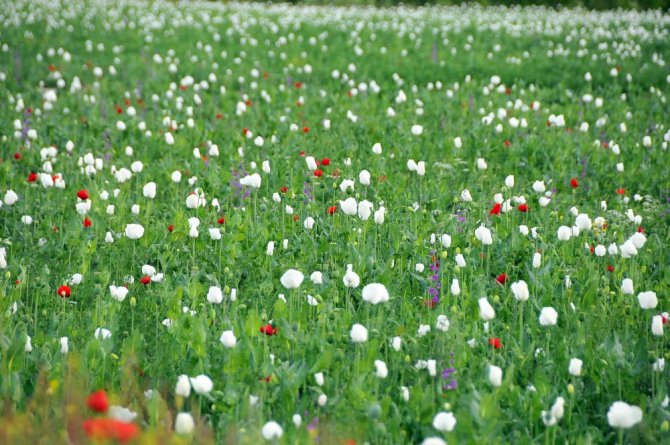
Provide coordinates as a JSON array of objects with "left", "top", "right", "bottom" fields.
[
  {"left": 343, "top": 264, "right": 360, "bottom": 288},
  {"left": 488, "top": 364, "right": 503, "bottom": 387},
  {"left": 374, "top": 360, "right": 388, "bottom": 378},
  {"left": 569, "top": 358, "right": 583, "bottom": 376},
  {"left": 542, "top": 396, "right": 566, "bottom": 426},
  {"left": 280, "top": 269, "right": 304, "bottom": 289},
  {"left": 350, "top": 323, "right": 368, "bottom": 343},
  {"left": 125, "top": 224, "right": 144, "bottom": 239},
  {"left": 87, "top": 390, "right": 109, "bottom": 413},
  {"left": 621, "top": 279, "right": 634, "bottom": 295},
  {"left": 607, "top": 402, "right": 642, "bottom": 429},
  {"left": 511, "top": 280, "right": 529, "bottom": 301},
  {"left": 205, "top": 285, "right": 223, "bottom": 303},
  {"left": 432, "top": 412, "right": 457, "bottom": 432},
  {"left": 636, "top": 291, "right": 657, "bottom": 309},
  {"left": 478, "top": 297, "right": 495, "bottom": 321},
  {"left": 189, "top": 375, "right": 213, "bottom": 395},
  {"left": 57, "top": 285, "right": 72, "bottom": 298},
  {"left": 361, "top": 283, "right": 389, "bottom": 305},
  {"left": 539, "top": 307, "right": 558, "bottom": 326},
  {"left": 220, "top": 330, "right": 237, "bottom": 348},
  {"left": 262, "top": 421, "right": 283, "bottom": 440},
  {"left": 83, "top": 418, "right": 139, "bottom": 443},
  {"left": 174, "top": 413, "right": 195, "bottom": 434}
]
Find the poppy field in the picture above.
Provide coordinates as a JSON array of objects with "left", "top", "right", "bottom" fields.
[{"left": 1, "top": 1, "right": 670, "bottom": 444}]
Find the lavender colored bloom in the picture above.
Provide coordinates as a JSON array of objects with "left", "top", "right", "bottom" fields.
[{"left": 303, "top": 181, "right": 313, "bottom": 203}]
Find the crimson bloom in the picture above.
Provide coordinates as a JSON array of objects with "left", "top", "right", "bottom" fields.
[
  {"left": 83, "top": 217, "right": 92, "bottom": 228},
  {"left": 57, "top": 285, "right": 71, "bottom": 298},
  {"left": 321, "top": 158, "right": 330, "bottom": 166},
  {"left": 77, "top": 189, "right": 89, "bottom": 200},
  {"left": 496, "top": 273, "right": 507, "bottom": 285},
  {"left": 27, "top": 172, "right": 38, "bottom": 183},
  {"left": 260, "top": 323, "right": 278, "bottom": 336},
  {"left": 86, "top": 390, "right": 109, "bottom": 413},
  {"left": 217, "top": 217, "right": 225, "bottom": 225},
  {"left": 139, "top": 275, "right": 151, "bottom": 285},
  {"left": 489, "top": 203, "right": 501, "bottom": 215},
  {"left": 328, "top": 206, "right": 337, "bottom": 215},
  {"left": 570, "top": 178, "right": 579, "bottom": 188},
  {"left": 488, "top": 338, "right": 502, "bottom": 349},
  {"left": 518, "top": 203, "right": 528, "bottom": 212},
  {"left": 83, "top": 418, "right": 139, "bottom": 444},
  {"left": 313, "top": 169, "right": 323, "bottom": 177}
]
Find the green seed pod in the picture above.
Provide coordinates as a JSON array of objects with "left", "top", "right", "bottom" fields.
[{"left": 368, "top": 403, "right": 381, "bottom": 419}]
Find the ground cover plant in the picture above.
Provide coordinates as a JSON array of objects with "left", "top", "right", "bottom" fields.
[{"left": 0, "top": 1, "right": 669, "bottom": 444}]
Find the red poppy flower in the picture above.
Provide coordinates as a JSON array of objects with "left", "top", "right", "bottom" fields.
[
  {"left": 637, "top": 226, "right": 644, "bottom": 233},
  {"left": 167, "top": 224, "right": 174, "bottom": 232},
  {"left": 77, "top": 189, "right": 89, "bottom": 200},
  {"left": 489, "top": 203, "right": 501, "bottom": 215},
  {"left": 27, "top": 172, "right": 38, "bottom": 183},
  {"left": 57, "top": 285, "right": 71, "bottom": 298},
  {"left": 293, "top": 214, "right": 299, "bottom": 222},
  {"left": 245, "top": 99, "right": 252, "bottom": 106},
  {"left": 83, "top": 418, "right": 139, "bottom": 444},
  {"left": 616, "top": 188, "right": 625, "bottom": 195},
  {"left": 259, "top": 375, "right": 272, "bottom": 382},
  {"left": 86, "top": 390, "right": 109, "bottom": 413},
  {"left": 115, "top": 106, "right": 123, "bottom": 114},
  {"left": 242, "top": 128, "right": 249, "bottom": 135},
  {"left": 503, "top": 139, "right": 511, "bottom": 148},
  {"left": 313, "top": 169, "right": 323, "bottom": 177},
  {"left": 124, "top": 99, "right": 131, "bottom": 106},
  {"left": 179, "top": 84, "right": 187, "bottom": 91},
  {"left": 570, "top": 178, "right": 579, "bottom": 188},
  {"left": 83, "top": 217, "right": 92, "bottom": 228},
  {"left": 496, "top": 273, "right": 507, "bottom": 285},
  {"left": 518, "top": 203, "right": 528, "bottom": 212},
  {"left": 294, "top": 81, "right": 302, "bottom": 89},
  {"left": 260, "top": 324, "right": 278, "bottom": 336},
  {"left": 303, "top": 127, "right": 309, "bottom": 133},
  {"left": 328, "top": 206, "right": 337, "bottom": 215},
  {"left": 139, "top": 275, "right": 151, "bottom": 285},
  {"left": 602, "top": 142, "right": 609, "bottom": 149},
  {"left": 280, "top": 186, "right": 288, "bottom": 194},
  {"left": 217, "top": 217, "right": 225, "bottom": 225},
  {"left": 607, "top": 265, "right": 615, "bottom": 272},
  {"left": 216, "top": 113, "right": 223, "bottom": 119},
  {"left": 321, "top": 158, "right": 330, "bottom": 166},
  {"left": 488, "top": 338, "right": 502, "bottom": 349},
  {"left": 14, "top": 152, "right": 22, "bottom": 160},
  {"left": 589, "top": 245, "right": 595, "bottom": 254}
]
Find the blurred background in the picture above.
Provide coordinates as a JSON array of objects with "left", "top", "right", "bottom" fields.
[{"left": 225, "top": 0, "right": 670, "bottom": 10}]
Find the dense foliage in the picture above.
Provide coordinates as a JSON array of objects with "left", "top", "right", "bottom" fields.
[{"left": 1, "top": 1, "right": 669, "bottom": 444}]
